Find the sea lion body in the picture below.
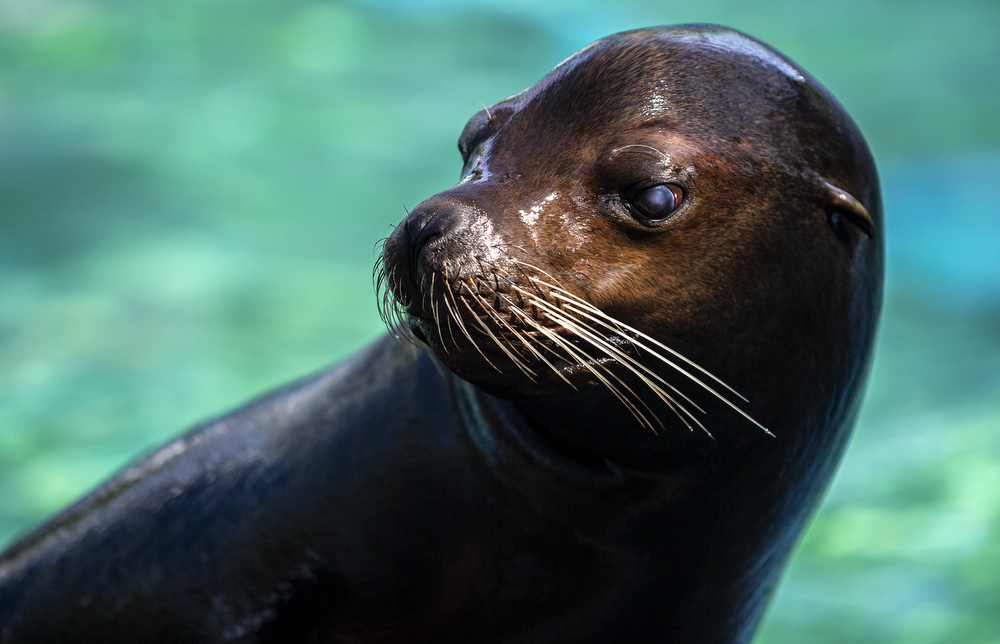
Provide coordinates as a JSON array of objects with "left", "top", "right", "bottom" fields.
[
  {"left": 0, "top": 25, "right": 883, "bottom": 643},
  {"left": 2, "top": 340, "right": 646, "bottom": 642},
  {"left": 0, "top": 339, "right": 753, "bottom": 643}
]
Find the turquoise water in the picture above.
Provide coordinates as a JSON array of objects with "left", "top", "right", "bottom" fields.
[{"left": 1, "top": 1, "right": 998, "bottom": 641}]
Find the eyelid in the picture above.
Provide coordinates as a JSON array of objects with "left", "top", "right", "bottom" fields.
[
  {"left": 458, "top": 106, "right": 513, "bottom": 161},
  {"left": 624, "top": 180, "right": 684, "bottom": 201},
  {"left": 460, "top": 147, "right": 486, "bottom": 181},
  {"left": 460, "top": 134, "right": 486, "bottom": 162},
  {"left": 464, "top": 146, "right": 483, "bottom": 166},
  {"left": 597, "top": 149, "right": 693, "bottom": 195}
]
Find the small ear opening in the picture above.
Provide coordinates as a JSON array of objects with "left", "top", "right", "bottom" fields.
[{"left": 822, "top": 180, "right": 875, "bottom": 239}]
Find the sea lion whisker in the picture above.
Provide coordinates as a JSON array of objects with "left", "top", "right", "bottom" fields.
[
  {"left": 488, "top": 291, "right": 547, "bottom": 346},
  {"left": 383, "top": 265, "right": 405, "bottom": 330},
  {"left": 371, "top": 236, "right": 390, "bottom": 267},
  {"left": 540, "top": 283, "right": 746, "bottom": 400},
  {"left": 429, "top": 273, "right": 449, "bottom": 355},
  {"left": 558, "top": 298, "right": 746, "bottom": 405},
  {"left": 508, "top": 303, "right": 630, "bottom": 400},
  {"left": 536, "top": 304, "right": 688, "bottom": 425},
  {"left": 503, "top": 290, "right": 648, "bottom": 398},
  {"left": 528, "top": 319, "right": 658, "bottom": 431},
  {"left": 421, "top": 273, "right": 432, "bottom": 313},
  {"left": 466, "top": 288, "right": 538, "bottom": 371},
  {"left": 373, "top": 265, "right": 389, "bottom": 322},
  {"left": 375, "top": 268, "right": 416, "bottom": 344},
  {"left": 471, "top": 257, "right": 499, "bottom": 295},
  {"left": 506, "top": 305, "right": 572, "bottom": 362},
  {"left": 509, "top": 259, "right": 571, "bottom": 293},
  {"left": 528, "top": 296, "right": 705, "bottom": 434},
  {"left": 567, "top": 303, "right": 774, "bottom": 436},
  {"left": 473, "top": 100, "right": 492, "bottom": 120},
  {"left": 527, "top": 277, "right": 748, "bottom": 401},
  {"left": 462, "top": 292, "right": 536, "bottom": 378},
  {"left": 389, "top": 301, "right": 412, "bottom": 344},
  {"left": 376, "top": 278, "right": 411, "bottom": 347},
  {"left": 454, "top": 296, "right": 507, "bottom": 374},
  {"left": 503, "top": 278, "right": 745, "bottom": 434},
  {"left": 441, "top": 282, "right": 474, "bottom": 346},
  {"left": 540, "top": 299, "right": 707, "bottom": 413},
  {"left": 442, "top": 282, "right": 498, "bottom": 371},
  {"left": 439, "top": 282, "right": 460, "bottom": 351},
  {"left": 528, "top": 297, "right": 707, "bottom": 419},
  {"left": 511, "top": 304, "right": 662, "bottom": 430},
  {"left": 492, "top": 270, "right": 536, "bottom": 313},
  {"left": 501, "top": 299, "right": 577, "bottom": 389},
  {"left": 444, "top": 311, "right": 458, "bottom": 351},
  {"left": 556, "top": 299, "right": 772, "bottom": 435}
]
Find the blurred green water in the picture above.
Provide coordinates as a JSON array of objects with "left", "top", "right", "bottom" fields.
[{"left": 0, "top": 1, "right": 998, "bottom": 641}]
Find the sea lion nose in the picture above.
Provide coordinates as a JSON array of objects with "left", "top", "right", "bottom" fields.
[
  {"left": 381, "top": 197, "right": 477, "bottom": 312},
  {"left": 406, "top": 199, "right": 473, "bottom": 263}
]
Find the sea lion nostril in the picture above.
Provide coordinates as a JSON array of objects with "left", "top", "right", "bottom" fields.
[
  {"left": 413, "top": 210, "right": 447, "bottom": 257},
  {"left": 409, "top": 204, "right": 470, "bottom": 263}
]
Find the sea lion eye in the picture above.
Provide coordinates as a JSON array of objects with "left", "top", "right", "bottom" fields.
[{"left": 627, "top": 184, "right": 684, "bottom": 221}]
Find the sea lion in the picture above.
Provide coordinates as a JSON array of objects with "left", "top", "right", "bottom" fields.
[{"left": 0, "top": 24, "right": 882, "bottom": 644}]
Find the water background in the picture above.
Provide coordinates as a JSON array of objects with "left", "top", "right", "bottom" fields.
[{"left": 1, "top": 1, "right": 998, "bottom": 641}]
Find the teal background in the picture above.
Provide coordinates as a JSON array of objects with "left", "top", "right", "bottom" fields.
[{"left": 1, "top": 1, "right": 998, "bottom": 641}]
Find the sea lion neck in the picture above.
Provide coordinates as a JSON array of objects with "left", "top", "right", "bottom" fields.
[
  {"left": 510, "top": 383, "right": 712, "bottom": 474},
  {"left": 451, "top": 361, "right": 811, "bottom": 644}
]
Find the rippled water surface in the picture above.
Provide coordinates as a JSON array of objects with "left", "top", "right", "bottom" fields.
[{"left": 1, "top": 1, "right": 998, "bottom": 641}]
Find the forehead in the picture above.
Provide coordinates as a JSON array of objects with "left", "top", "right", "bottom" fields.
[
  {"left": 504, "top": 27, "right": 810, "bottom": 148},
  {"left": 663, "top": 28, "right": 806, "bottom": 83}
]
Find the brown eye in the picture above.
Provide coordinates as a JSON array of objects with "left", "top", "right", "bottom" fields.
[{"left": 627, "top": 184, "right": 684, "bottom": 221}]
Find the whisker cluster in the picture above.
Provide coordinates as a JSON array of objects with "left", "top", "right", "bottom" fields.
[
  {"left": 373, "top": 237, "right": 418, "bottom": 346},
  {"left": 373, "top": 253, "right": 769, "bottom": 436}
]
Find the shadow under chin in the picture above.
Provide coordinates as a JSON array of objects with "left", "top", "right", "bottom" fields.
[{"left": 480, "top": 367, "right": 727, "bottom": 473}]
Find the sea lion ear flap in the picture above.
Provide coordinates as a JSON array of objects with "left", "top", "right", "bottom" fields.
[{"left": 821, "top": 180, "right": 876, "bottom": 239}]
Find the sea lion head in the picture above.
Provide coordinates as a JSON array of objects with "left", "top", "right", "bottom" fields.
[{"left": 379, "top": 25, "right": 883, "bottom": 471}]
